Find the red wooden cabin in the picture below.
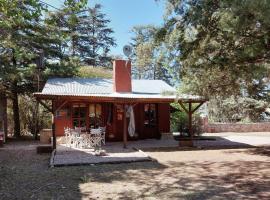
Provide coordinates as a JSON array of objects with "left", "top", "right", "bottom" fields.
[{"left": 35, "top": 60, "right": 206, "bottom": 148}]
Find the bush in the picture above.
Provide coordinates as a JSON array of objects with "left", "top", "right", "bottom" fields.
[{"left": 170, "top": 103, "right": 203, "bottom": 136}]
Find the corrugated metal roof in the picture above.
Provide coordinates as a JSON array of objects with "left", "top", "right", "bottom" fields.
[
  {"left": 132, "top": 80, "right": 176, "bottom": 94},
  {"left": 41, "top": 78, "right": 176, "bottom": 95},
  {"left": 42, "top": 78, "right": 113, "bottom": 94}
]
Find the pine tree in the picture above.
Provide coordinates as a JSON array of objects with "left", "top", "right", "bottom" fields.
[
  {"left": 76, "top": 4, "right": 116, "bottom": 67},
  {"left": 157, "top": 0, "right": 270, "bottom": 121},
  {"left": 50, "top": 3, "right": 115, "bottom": 67},
  {"left": 131, "top": 25, "right": 179, "bottom": 85},
  {"left": 0, "top": 0, "right": 87, "bottom": 137}
]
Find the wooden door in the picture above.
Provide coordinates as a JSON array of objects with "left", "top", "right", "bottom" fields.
[
  {"left": 115, "top": 104, "right": 125, "bottom": 141},
  {"left": 142, "top": 103, "right": 159, "bottom": 139}
]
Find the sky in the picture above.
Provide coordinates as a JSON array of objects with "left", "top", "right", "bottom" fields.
[{"left": 44, "top": 0, "right": 166, "bottom": 56}]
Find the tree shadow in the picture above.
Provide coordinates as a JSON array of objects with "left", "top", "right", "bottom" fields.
[
  {"left": 1, "top": 140, "right": 270, "bottom": 200},
  {"left": 112, "top": 160, "right": 270, "bottom": 200},
  {"left": 141, "top": 136, "right": 255, "bottom": 153},
  {"left": 225, "top": 146, "right": 270, "bottom": 157}
]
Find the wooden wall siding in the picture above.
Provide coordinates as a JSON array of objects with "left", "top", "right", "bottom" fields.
[
  {"left": 158, "top": 103, "right": 170, "bottom": 133},
  {"left": 53, "top": 100, "right": 171, "bottom": 141}
]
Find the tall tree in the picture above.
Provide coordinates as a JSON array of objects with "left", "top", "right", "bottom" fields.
[
  {"left": 77, "top": 4, "right": 116, "bottom": 67},
  {"left": 51, "top": 3, "right": 116, "bottom": 67},
  {"left": 0, "top": 0, "right": 87, "bottom": 137},
  {"left": 0, "top": 0, "right": 46, "bottom": 137},
  {"left": 131, "top": 25, "right": 180, "bottom": 85},
  {"left": 157, "top": 0, "right": 270, "bottom": 121}
]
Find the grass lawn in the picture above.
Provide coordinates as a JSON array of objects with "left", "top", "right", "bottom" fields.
[{"left": 0, "top": 141, "right": 269, "bottom": 200}]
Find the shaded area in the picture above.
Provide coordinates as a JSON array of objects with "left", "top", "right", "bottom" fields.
[{"left": 0, "top": 140, "right": 270, "bottom": 199}]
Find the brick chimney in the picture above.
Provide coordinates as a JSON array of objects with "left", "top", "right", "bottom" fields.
[{"left": 113, "top": 60, "right": 132, "bottom": 93}]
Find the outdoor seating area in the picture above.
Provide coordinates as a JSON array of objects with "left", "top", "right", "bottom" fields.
[{"left": 64, "top": 127, "right": 106, "bottom": 150}]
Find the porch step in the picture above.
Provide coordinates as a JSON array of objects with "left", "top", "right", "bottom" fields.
[{"left": 161, "top": 133, "right": 173, "bottom": 140}]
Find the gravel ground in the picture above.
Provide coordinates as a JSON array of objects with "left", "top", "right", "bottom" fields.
[{"left": 0, "top": 139, "right": 270, "bottom": 200}]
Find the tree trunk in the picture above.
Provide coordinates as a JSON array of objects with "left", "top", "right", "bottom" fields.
[
  {"left": 34, "top": 101, "right": 39, "bottom": 140},
  {"left": 11, "top": 85, "right": 20, "bottom": 138}
]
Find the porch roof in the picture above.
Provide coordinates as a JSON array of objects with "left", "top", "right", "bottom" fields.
[{"left": 34, "top": 78, "right": 207, "bottom": 103}]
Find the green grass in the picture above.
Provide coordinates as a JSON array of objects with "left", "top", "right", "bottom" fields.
[{"left": 78, "top": 66, "right": 112, "bottom": 79}]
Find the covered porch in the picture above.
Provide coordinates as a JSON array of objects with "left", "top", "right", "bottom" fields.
[{"left": 35, "top": 93, "right": 207, "bottom": 150}]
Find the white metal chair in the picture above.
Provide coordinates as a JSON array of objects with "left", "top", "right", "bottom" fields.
[
  {"left": 90, "top": 128, "right": 102, "bottom": 149},
  {"left": 64, "top": 127, "right": 72, "bottom": 147},
  {"left": 99, "top": 126, "right": 106, "bottom": 145},
  {"left": 78, "top": 133, "right": 90, "bottom": 149},
  {"left": 70, "top": 129, "right": 81, "bottom": 148}
]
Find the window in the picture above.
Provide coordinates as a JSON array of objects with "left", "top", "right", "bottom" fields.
[
  {"left": 72, "top": 104, "right": 87, "bottom": 130},
  {"left": 144, "top": 104, "right": 157, "bottom": 127},
  {"left": 89, "top": 104, "right": 102, "bottom": 128}
]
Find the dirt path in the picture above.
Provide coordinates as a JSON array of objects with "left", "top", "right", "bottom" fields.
[{"left": 0, "top": 141, "right": 270, "bottom": 200}]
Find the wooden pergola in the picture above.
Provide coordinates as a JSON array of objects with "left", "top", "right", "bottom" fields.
[{"left": 35, "top": 93, "right": 207, "bottom": 149}]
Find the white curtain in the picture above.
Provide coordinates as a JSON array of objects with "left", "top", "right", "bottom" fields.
[{"left": 127, "top": 106, "right": 135, "bottom": 137}]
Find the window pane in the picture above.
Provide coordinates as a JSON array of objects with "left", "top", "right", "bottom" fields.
[
  {"left": 80, "top": 107, "right": 86, "bottom": 118},
  {"left": 89, "top": 104, "right": 95, "bottom": 117},
  {"left": 73, "top": 107, "right": 80, "bottom": 118},
  {"left": 80, "top": 119, "right": 86, "bottom": 130},
  {"left": 144, "top": 104, "right": 157, "bottom": 126},
  {"left": 89, "top": 117, "right": 95, "bottom": 128},
  {"left": 73, "top": 119, "right": 79, "bottom": 127},
  {"left": 96, "top": 104, "right": 102, "bottom": 117},
  {"left": 80, "top": 103, "right": 86, "bottom": 107},
  {"left": 144, "top": 104, "right": 149, "bottom": 112},
  {"left": 144, "top": 104, "right": 149, "bottom": 125},
  {"left": 150, "top": 104, "right": 157, "bottom": 126}
]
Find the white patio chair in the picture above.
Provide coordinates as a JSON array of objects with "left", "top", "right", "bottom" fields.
[
  {"left": 70, "top": 129, "right": 81, "bottom": 148},
  {"left": 64, "top": 127, "right": 72, "bottom": 147},
  {"left": 99, "top": 126, "right": 106, "bottom": 145},
  {"left": 77, "top": 133, "right": 90, "bottom": 149},
  {"left": 90, "top": 128, "right": 102, "bottom": 149}
]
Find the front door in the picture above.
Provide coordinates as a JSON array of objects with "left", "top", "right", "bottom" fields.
[
  {"left": 115, "top": 104, "right": 125, "bottom": 141},
  {"left": 142, "top": 103, "right": 159, "bottom": 139}
]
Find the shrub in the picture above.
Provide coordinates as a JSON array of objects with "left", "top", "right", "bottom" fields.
[{"left": 170, "top": 103, "right": 203, "bottom": 136}]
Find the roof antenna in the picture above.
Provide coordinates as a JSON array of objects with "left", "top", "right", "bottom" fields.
[{"left": 123, "top": 45, "right": 133, "bottom": 67}]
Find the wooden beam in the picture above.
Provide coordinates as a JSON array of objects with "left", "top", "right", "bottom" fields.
[
  {"left": 178, "top": 101, "right": 189, "bottom": 114},
  {"left": 188, "top": 102, "right": 194, "bottom": 143},
  {"left": 55, "top": 100, "right": 68, "bottom": 113},
  {"left": 192, "top": 102, "right": 204, "bottom": 114},
  {"left": 123, "top": 104, "right": 127, "bottom": 148}
]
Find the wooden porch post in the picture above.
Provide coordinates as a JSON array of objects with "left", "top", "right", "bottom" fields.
[
  {"left": 123, "top": 104, "right": 127, "bottom": 148},
  {"left": 52, "top": 101, "right": 56, "bottom": 150},
  {"left": 178, "top": 101, "right": 206, "bottom": 147},
  {"left": 123, "top": 104, "right": 128, "bottom": 148},
  {"left": 188, "top": 102, "right": 193, "bottom": 141},
  {"left": 52, "top": 117, "right": 56, "bottom": 150}
]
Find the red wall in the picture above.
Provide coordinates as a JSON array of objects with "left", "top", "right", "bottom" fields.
[
  {"left": 53, "top": 101, "right": 171, "bottom": 139},
  {"left": 54, "top": 101, "right": 72, "bottom": 136},
  {"left": 158, "top": 103, "right": 170, "bottom": 133}
]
